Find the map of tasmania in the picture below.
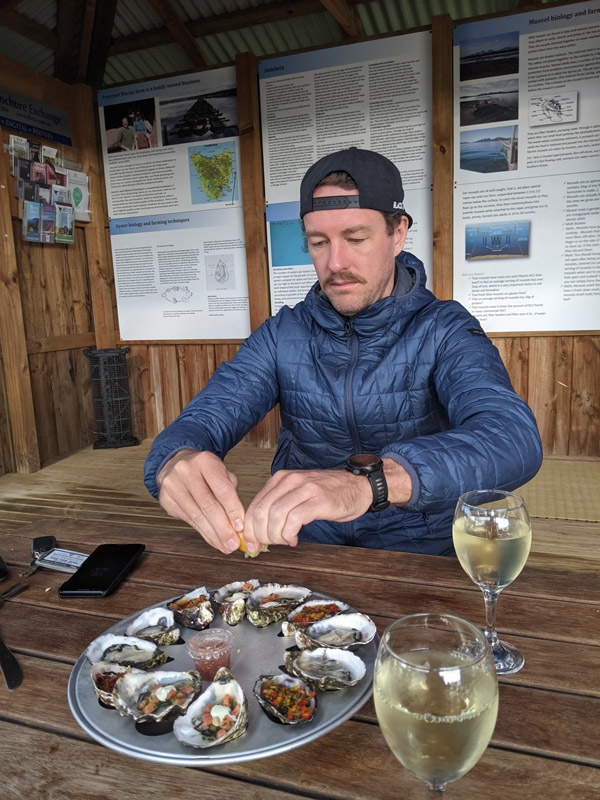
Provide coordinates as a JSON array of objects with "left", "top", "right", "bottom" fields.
[{"left": 188, "top": 143, "right": 238, "bottom": 204}]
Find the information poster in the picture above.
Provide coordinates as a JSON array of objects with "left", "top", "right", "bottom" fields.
[
  {"left": 259, "top": 33, "right": 433, "bottom": 313},
  {"left": 97, "top": 68, "right": 251, "bottom": 341},
  {"left": 453, "top": 1, "right": 600, "bottom": 332}
]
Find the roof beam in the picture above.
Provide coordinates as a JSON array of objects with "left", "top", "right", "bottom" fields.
[
  {"left": 85, "top": 0, "right": 119, "bottom": 90},
  {"left": 54, "top": 0, "right": 85, "bottom": 83},
  {"left": 318, "top": 0, "right": 363, "bottom": 37},
  {"left": 144, "top": 0, "right": 208, "bottom": 68},
  {"left": 0, "top": 9, "right": 57, "bottom": 50}
]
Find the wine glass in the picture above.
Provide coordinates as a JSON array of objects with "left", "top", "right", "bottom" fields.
[
  {"left": 373, "top": 613, "right": 498, "bottom": 794},
  {"left": 453, "top": 489, "right": 532, "bottom": 675}
]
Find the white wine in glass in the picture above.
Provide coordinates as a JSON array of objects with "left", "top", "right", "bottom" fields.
[
  {"left": 373, "top": 613, "right": 498, "bottom": 794},
  {"left": 453, "top": 490, "right": 532, "bottom": 674}
]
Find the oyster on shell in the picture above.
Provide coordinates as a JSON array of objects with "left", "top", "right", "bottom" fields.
[
  {"left": 281, "top": 598, "right": 350, "bottom": 637},
  {"left": 294, "top": 612, "right": 377, "bottom": 650},
  {"left": 124, "top": 606, "right": 180, "bottom": 645},
  {"left": 84, "top": 634, "right": 168, "bottom": 670},
  {"left": 246, "top": 583, "right": 311, "bottom": 628},
  {"left": 112, "top": 669, "right": 202, "bottom": 723},
  {"left": 213, "top": 579, "right": 260, "bottom": 626},
  {"left": 173, "top": 667, "right": 248, "bottom": 748},
  {"left": 284, "top": 646, "right": 366, "bottom": 691},
  {"left": 90, "top": 662, "right": 144, "bottom": 707},
  {"left": 253, "top": 673, "right": 317, "bottom": 724},
  {"left": 168, "top": 586, "right": 214, "bottom": 630}
]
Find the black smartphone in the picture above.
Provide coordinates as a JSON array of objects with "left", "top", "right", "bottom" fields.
[{"left": 57, "top": 543, "right": 145, "bottom": 598}]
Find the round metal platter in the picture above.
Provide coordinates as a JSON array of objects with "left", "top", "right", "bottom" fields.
[{"left": 68, "top": 591, "right": 377, "bottom": 766}]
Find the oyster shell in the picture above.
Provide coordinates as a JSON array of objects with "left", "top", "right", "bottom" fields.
[
  {"left": 246, "top": 583, "right": 311, "bottom": 628},
  {"left": 284, "top": 647, "right": 366, "bottom": 691},
  {"left": 84, "top": 634, "right": 168, "bottom": 670},
  {"left": 112, "top": 670, "right": 202, "bottom": 723},
  {"left": 294, "top": 612, "right": 377, "bottom": 650},
  {"left": 213, "top": 579, "right": 260, "bottom": 626},
  {"left": 124, "top": 606, "right": 180, "bottom": 645},
  {"left": 90, "top": 662, "right": 144, "bottom": 707},
  {"left": 173, "top": 667, "right": 248, "bottom": 748},
  {"left": 253, "top": 673, "right": 317, "bottom": 724},
  {"left": 168, "top": 586, "right": 214, "bottom": 630},
  {"left": 281, "top": 598, "right": 349, "bottom": 637}
]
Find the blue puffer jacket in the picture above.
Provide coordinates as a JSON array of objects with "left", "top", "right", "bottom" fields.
[{"left": 144, "top": 252, "right": 543, "bottom": 554}]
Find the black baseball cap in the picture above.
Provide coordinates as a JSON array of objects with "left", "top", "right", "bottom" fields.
[{"left": 300, "top": 147, "right": 413, "bottom": 227}]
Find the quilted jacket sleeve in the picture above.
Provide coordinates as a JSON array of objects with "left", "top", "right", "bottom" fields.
[
  {"left": 144, "top": 319, "right": 280, "bottom": 498},
  {"left": 382, "top": 301, "right": 543, "bottom": 511}
]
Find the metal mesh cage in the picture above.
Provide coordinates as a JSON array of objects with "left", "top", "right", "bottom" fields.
[{"left": 85, "top": 348, "right": 139, "bottom": 449}]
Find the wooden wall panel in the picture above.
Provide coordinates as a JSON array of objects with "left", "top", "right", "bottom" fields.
[
  {"left": 0, "top": 359, "right": 15, "bottom": 475},
  {"left": 527, "top": 336, "right": 572, "bottom": 456},
  {"left": 493, "top": 337, "right": 530, "bottom": 402},
  {"left": 569, "top": 336, "right": 600, "bottom": 456}
]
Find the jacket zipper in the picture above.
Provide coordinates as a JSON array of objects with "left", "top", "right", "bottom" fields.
[{"left": 344, "top": 320, "right": 362, "bottom": 452}]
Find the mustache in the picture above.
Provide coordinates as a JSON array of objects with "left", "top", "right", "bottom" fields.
[{"left": 324, "top": 272, "right": 366, "bottom": 286}]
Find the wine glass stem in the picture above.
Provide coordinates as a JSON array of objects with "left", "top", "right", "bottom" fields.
[{"left": 482, "top": 588, "right": 500, "bottom": 649}]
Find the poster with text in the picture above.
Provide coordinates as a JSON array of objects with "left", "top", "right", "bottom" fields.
[
  {"left": 97, "top": 68, "right": 250, "bottom": 341},
  {"left": 453, "top": 0, "right": 600, "bottom": 332},
  {"left": 259, "top": 32, "right": 433, "bottom": 313}
]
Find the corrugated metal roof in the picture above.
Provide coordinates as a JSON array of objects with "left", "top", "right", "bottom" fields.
[{"left": 0, "top": 0, "right": 555, "bottom": 88}]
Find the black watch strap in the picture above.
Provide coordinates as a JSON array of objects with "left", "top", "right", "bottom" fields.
[{"left": 345, "top": 454, "right": 390, "bottom": 512}]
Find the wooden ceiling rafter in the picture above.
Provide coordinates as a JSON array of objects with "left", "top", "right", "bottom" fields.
[
  {"left": 319, "top": 0, "right": 363, "bottom": 38},
  {"left": 144, "top": 0, "right": 208, "bottom": 68}
]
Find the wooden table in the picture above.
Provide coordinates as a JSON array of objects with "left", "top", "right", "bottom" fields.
[{"left": 0, "top": 517, "right": 598, "bottom": 799}]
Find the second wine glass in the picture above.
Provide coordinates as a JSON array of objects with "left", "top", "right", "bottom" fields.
[{"left": 453, "top": 489, "right": 532, "bottom": 675}]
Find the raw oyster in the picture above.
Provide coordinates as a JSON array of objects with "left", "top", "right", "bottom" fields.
[
  {"left": 84, "top": 634, "right": 168, "bottom": 669},
  {"left": 124, "top": 606, "right": 180, "bottom": 645},
  {"left": 112, "top": 670, "right": 202, "bottom": 723},
  {"left": 294, "top": 612, "right": 377, "bottom": 650},
  {"left": 281, "top": 598, "right": 349, "bottom": 637},
  {"left": 213, "top": 579, "right": 260, "bottom": 626},
  {"left": 90, "top": 662, "right": 144, "bottom": 707},
  {"left": 246, "top": 583, "right": 311, "bottom": 628},
  {"left": 253, "top": 673, "right": 317, "bottom": 724},
  {"left": 173, "top": 667, "right": 248, "bottom": 748},
  {"left": 284, "top": 646, "right": 366, "bottom": 691},
  {"left": 168, "top": 586, "right": 214, "bottom": 630}
]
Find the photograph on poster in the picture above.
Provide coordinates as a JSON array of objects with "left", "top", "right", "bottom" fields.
[
  {"left": 188, "top": 141, "right": 238, "bottom": 204},
  {"left": 460, "top": 77, "right": 519, "bottom": 126},
  {"left": 269, "top": 219, "right": 310, "bottom": 268},
  {"left": 465, "top": 220, "right": 530, "bottom": 259},
  {"left": 459, "top": 30, "right": 519, "bottom": 81},
  {"left": 460, "top": 125, "right": 519, "bottom": 173},
  {"left": 104, "top": 99, "right": 158, "bottom": 153},
  {"left": 529, "top": 91, "right": 578, "bottom": 125},
  {"left": 159, "top": 90, "right": 238, "bottom": 144}
]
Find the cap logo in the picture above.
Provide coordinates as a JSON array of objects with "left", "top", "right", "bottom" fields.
[{"left": 393, "top": 201, "right": 405, "bottom": 210}]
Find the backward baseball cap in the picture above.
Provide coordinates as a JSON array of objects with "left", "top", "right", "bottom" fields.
[{"left": 300, "top": 146, "right": 413, "bottom": 228}]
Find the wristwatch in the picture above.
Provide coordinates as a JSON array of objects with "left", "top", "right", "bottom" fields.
[{"left": 345, "top": 454, "right": 389, "bottom": 512}]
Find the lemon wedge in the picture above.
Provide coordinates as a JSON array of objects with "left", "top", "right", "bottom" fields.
[{"left": 238, "top": 532, "right": 269, "bottom": 559}]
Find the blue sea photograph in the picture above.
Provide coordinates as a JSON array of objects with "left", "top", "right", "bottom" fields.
[
  {"left": 465, "top": 220, "right": 530, "bottom": 260},
  {"left": 460, "top": 125, "right": 518, "bottom": 173}
]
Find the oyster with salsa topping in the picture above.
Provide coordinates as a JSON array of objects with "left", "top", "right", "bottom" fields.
[
  {"left": 112, "top": 670, "right": 202, "bottom": 724},
  {"left": 281, "top": 598, "right": 349, "bottom": 636},
  {"left": 168, "top": 586, "right": 214, "bottom": 630},
  {"left": 90, "top": 662, "right": 144, "bottom": 707},
  {"left": 284, "top": 646, "right": 366, "bottom": 691},
  {"left": 173, "top": 667, "right": 248, "bottom": 748},
  {"left": 213, "top": 579, "right": 260, "bottom": 626},
  {"left": 84, "top": 633, "right": 168, "bottom": 670},
  {"left": 294, "top": 612, "right": 376, "bottom": 650},
  {"left": 253, "top": 673, "right": 317, "bottom": 724},
  {"left": 124, "top": 606, "right": 180, "bottom": 645},
  {"left": 246, "top": 583, "right": 311, "bottom": 628}
]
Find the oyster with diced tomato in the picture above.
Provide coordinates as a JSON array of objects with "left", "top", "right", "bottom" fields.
[
  {"left": 84, "top": 633, "right": 168, "bottom": 670},
  {"left": 281, "top": 598, "right": 349, "bottom": 636},
  {"left": 168, "top": 586, "right": 214, "bottom": 630},
  {"left": 213, "top": 579, "right": 260, "bottom": 626},
  {"left": 284, "top": 646, "right": 366, "bottom": 691},
  {"left": 124, "top": 606, "right": 180, "bottom": 645},
  {"left": 173, "top": 667, "right": 248, "bottom": 748},
  {"left": 90, "top": 662, "right": 144, "bottom": 707},
  {"left": 294, "top": 612, "right": 376, "bottom": 650},
  {"left": 112, "top": 670, "right": 202, "bottom": 723},
  {"left": 246, "top": 583, "right": 311, "bottom": 628},
  {"left": 253, "top": 673, "right": 317, "bottom": 724}
]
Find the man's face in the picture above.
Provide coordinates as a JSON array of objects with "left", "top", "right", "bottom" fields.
[
  {"left": 122, "top": 118, "right": 129, "bottom": 127},
  {"left": 303, "top": 185, "right": 408, "bottom": 316}
]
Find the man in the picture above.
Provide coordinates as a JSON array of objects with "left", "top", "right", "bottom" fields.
[
  {"left": 116, "top": 117, "right": 135, "bottom": 151},
  {"left": 144, "top": 147, "right": 542, "bottom": 556}
]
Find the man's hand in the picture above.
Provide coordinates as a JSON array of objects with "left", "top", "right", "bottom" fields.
[{"left": 157, "top": 450, "right": 246, "bottom": 554}]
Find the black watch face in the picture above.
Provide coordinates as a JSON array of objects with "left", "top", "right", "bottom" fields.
[{"left": 349, "top": 454, "right": 380, "bottom": 469}]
